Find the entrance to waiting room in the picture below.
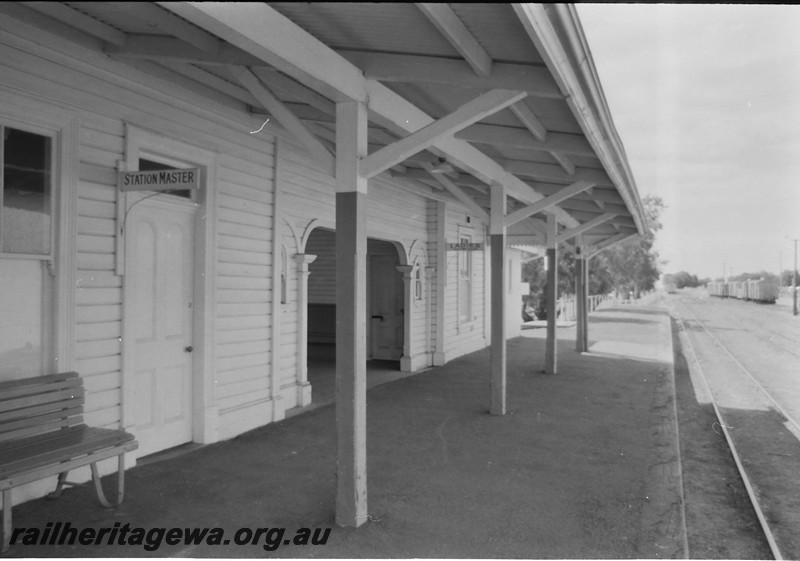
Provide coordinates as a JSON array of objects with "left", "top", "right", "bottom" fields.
[{"left": 304, "top": 228, "right": 405, "bottom": 404}]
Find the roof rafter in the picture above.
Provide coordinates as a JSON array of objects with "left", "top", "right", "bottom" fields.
[
  {"left": 362, "top": 89, "right": 527, "bottom": 179},
  {"left": 227, "top": 65, "right": 334, "bottom": 173},
  {"left": 416, "top": 3, "right": 492, "bottom": 78}
]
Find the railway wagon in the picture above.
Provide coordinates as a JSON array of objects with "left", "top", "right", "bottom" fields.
[
  {"left": 707, "top": 279, "right": 778, "bottom": 303},
  {"left": 747, "top": 278, "right": 779, "bottom": 303},
  {"left": 707, "top": 282, "right": 725, "bottom": 297}
]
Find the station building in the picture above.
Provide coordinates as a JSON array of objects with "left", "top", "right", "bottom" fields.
[{"left": 0, "top": 2, "right": 645, "bottom": 523}]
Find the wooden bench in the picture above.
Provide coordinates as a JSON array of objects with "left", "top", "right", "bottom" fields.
[{"left": 0, "top": 372, "right": 138, "bottom": 552}]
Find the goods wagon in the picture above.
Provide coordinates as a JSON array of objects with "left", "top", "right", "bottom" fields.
[{"left": 707, "top": 278, "right": 778, "bottom": 303}]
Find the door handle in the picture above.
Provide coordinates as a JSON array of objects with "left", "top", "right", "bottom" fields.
[
  {"left": 371, "top": 315, "right": 384, "bottom": 321},
  {"left": 184, "top": 346, "right": 194, "bottom": 353}
]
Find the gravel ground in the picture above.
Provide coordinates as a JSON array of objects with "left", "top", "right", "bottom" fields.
[{"left": 671, "top": 315, "right": 773, "bottom": 559}]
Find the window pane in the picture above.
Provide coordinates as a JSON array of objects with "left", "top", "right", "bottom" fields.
[
  {"left": 2, "top": 128, "right": 52, "bottom": 255},
  {"left": 0, "top": 259, "right": 48, "bottom": 380}
]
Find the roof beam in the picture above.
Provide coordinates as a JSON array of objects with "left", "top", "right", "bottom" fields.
[
  {"left": 416, "top": 3, "right": 492, "bottom": 78},
  {"left": 362, "top": 89, "right": 526, "bottom": 179},
  {"left": 338, "top": 50, "right": 561, "bottom": 99},
  {"left": 556, "top": 213, "right": 617, "bottom": 244},
  {"left": 505, "top": 180, "right": 594, "bottom": 227},
  {"left": 550, "top": 152, "right": 576, "bottom": 175},
  {"left": 228, "top": 65, "right": 334, "bottom": 173},
  {"left": 160, "top": 2, "right": 579, "bottom": 228},
  {"left": 509, "top": 101, "right": 547, "bottom": 140},
  {"left": 22, "top": 2, "right": 127, "bottom": 46},
  {"left": 422, "top": 164, "right": 489, "bottom": 221}
]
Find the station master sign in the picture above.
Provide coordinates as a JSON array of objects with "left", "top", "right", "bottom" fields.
[{"left": 118, "top": 167, "right": 200, "bottom": 192}]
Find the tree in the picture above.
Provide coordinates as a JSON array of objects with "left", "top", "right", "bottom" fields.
[
  {"left": 590, "top": 195, "right": 666, "bottom": 297},
  {"left": 781, "top": 270, "right": 800, "bottom": 287},
  {"left": 521, "top": 251, "right": 576, "bottom": 320},
  {"left": 667, "top": 270, "right": 702, "bottom": 289},
  {"left": 521, "top": 195, "right": 665, "bottom": 315}
]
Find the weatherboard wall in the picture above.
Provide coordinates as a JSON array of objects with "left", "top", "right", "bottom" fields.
[{"left": 0, "top": 20, "right": 285, "bottom": 500}]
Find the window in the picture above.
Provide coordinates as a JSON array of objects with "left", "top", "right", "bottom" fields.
[
  {"left": 0, "top": 124, "right": 56, "bottom": 380},
  {"left": 2, "top": 127, "right": 53, "bottom": 256},
  {"left": 458, "top": 228, "right": 473, "bottom": 324},
  {"left": 414, "top": 266, "right": 422, "bottom": 301}
]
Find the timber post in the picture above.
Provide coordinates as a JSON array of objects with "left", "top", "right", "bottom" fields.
[
  {"left": 489, "top": 183, "right": 507, "bottom": 415},
  {"left": 545, "top": 213, "right": 558, "bottom": 374},
  {"left": 334, "top": 100, "right": 368, "bottom": 527}
]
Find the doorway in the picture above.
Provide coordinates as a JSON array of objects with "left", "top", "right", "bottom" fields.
[
  {"left": 123, "top": 195, "right": 196, "bottom": 458},
  {"left": 304, "top": 229, "right": 406, "bottom": 404}
]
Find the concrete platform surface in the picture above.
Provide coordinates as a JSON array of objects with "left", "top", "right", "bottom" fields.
[{"left": 6, "top": 306, "right": 685, "bottom": 558}]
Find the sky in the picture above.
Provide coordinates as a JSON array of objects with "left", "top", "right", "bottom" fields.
[{"left": 576, "top": 4, "right": 800, "bottom": 280}]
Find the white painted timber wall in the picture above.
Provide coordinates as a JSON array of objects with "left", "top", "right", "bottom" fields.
[
  {"left": 443, "top": 206, "right": 489, "bottom": 361},
  {"left": 214, "top": 152, "right": 275, "bottom": 440},
  {"left": 0, "top": 15, "right": 286, "bottom": 501}
]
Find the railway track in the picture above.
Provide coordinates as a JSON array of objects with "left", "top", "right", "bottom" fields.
[{"left": 672, "top": 296, "right": 800, "bottom": 560}]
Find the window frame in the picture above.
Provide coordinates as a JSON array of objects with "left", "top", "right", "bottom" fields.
[
  {"left": 0, "top": 121, "right": 57, "bottom": 260},
  {"left": 0, "top": 93, "right": 79, "bottom": 374}
]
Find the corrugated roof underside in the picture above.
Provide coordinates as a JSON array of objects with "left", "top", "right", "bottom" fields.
[
  {"left": 268, "top": 2, "right": 460, "bottom": 57},
  {"left": 268, "top": 2, "right": 545, "bottom": 65}
]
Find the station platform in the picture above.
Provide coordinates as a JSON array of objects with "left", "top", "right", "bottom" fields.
[{"left": 6, "top": 305, "right": 685, "bottom": 558}]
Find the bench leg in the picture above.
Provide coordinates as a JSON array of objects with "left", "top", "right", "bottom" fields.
[
  {"left": 48, "top": 471, "right": 71, "bottom": 500},
  {"left": 90, "top": 454, "right": 126, "bottom": 508},
  {"left": 2, "top": 489, "right": 11, "bottom": 553}
]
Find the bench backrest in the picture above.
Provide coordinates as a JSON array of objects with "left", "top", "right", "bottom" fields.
[{"left": 0, "top": 372, "right": 85, "bottom": 443}]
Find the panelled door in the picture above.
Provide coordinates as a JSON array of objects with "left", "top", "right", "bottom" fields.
[
  {"left": 369, "top": 254, "right": 404, "bottom": 360},
  {"left": 125, "top": 197, "right": 195, "bottom": 457}
]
